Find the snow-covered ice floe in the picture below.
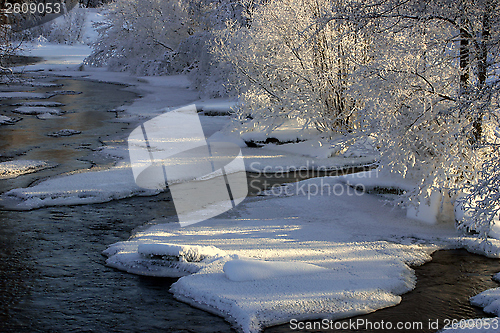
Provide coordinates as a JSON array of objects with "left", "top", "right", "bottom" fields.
[
  {"left": 0, "top": 92, "right": 54, "bottom": 100},
  {"left": 0, "top": 162, "right": 159, "bottom": 209},
  {"left": 12, "top": 106, "right": 62, "bottom": 115},
  {"left": 0, "top": 160, "right": 51, "bottom": 180},
  {"left": 47, "top": 129, "right": 81, "bottom": 137},
  {"left": 436, "top": 288, "right": 500, "bottom": 332},
  {"left": 0, "top": 115, "right": 20, "bottom": 125},
  {"left": 11, "top": 101, "right": 64, "bottom": 107},
  {"left": 102, "top": 176, "right": 500, "bottom": 333}
]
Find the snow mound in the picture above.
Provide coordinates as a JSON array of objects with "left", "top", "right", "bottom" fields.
[
  {"left": 104, "top": 176, "right": 447, "bottom": 333},
  {"left": 471, "top": 288, "right": 500, "bottom": 316},
  {"left": 223, "top": 259, "right": 328, "bottom": 282},
  {"left": 0, "top": 115, "right": 20, "bottom": 125},
  {"left": 103, "top": 241, "right": 227, "bottom": 277},
  {"left": 139, "top": 243, "right": 226, "bottom": 262},
  {"left": 13, "top": 106, "right": 62, "bottom": 115},
  {"left": 47, "top": 129, "right": 81, "bottom": 137},
  {"left": 0, "top": 160, "right": 51, "bottom": 179}
]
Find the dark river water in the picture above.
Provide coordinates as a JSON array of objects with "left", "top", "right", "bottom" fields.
[{"left": 0, "top": 76, "right": 499, "bottom": 333}]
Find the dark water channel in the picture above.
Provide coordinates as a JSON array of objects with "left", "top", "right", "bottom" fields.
[
  {"left": 0, "top": 76, "right": 136, "bottom": 193},
  {"left": 0, "top": 77, "right": 499, "bottom": 333}
]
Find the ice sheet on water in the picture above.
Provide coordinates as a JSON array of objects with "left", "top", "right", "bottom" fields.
[
  {"left": 13, "top": 106, "right": 62, "bottom": 115},
  {"left": 47, "top": 129, "right": 81, "bottom": 137},
  {"left": 0, "top": 160, "right": 51, "bottom": 179},
  {"left": 37, "top": 113, "right": 63, "bottom": 120},
  {"left": 0, "top": 115, "right": 21, "bottom": 125},
  {"left": 11, "top": 101, "right": 64, "bottom": 107},
  {"left": 0, "top": 92, "right": 54, "bottom": 100}
]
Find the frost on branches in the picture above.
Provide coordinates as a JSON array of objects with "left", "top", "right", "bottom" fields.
[
  {"left": 85, "top": 0, "right": 256, "bottom": 96},
  {"left": 216, "top": 0, "right": 369, "bottom": 136},
  {"left": 86, "top": 0, "right": 194, "bottom": 75},
  {"left": 347, "top": 0, "right": 500, "bottom": 234}
]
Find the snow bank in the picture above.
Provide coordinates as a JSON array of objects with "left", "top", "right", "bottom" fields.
[
  {"left": 104, "top": 176, "right": 482, "bottom": 332},
  {"left": 341, "top": 170, "right": 458, "bottom": 225},
  {"left": 471, "top": 288, "right": 500, "bottom": 316},
  {"left": 240, "top": 118, "right": 322, "bottom": 144},
  {"left": 0, "top": 162, "right": 159, "bottom": 210},
  {"left": 223, "top": 259, "right": 327, "bottom": 282},
  {"left": 103, "top": 241, "right": 227, "bottom": 277},
  {"left": 139, "top": 243, "right": 226, "bottom": 262},
  {"left": 262, "top": 139, "right": 340, "bottom": 159},
  {"left": 340, "top": 169, "right": 415, "bottom": 193},
  {"left": 0, "top": 160, "right": 51, "bottom": 180}
]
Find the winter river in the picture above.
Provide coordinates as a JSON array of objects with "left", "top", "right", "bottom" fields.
[{"left": 0, "top": 76, "right": 499, "bottom": 332}]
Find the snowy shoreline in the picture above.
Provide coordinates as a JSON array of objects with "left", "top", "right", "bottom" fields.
[{"left": 2, "top": 39, "right": 499, "bottom": 333}]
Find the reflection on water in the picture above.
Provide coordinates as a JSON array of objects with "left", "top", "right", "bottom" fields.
[
  {"left": 0, "top": 77, "right": 137, "bottom": 192},
  {"left": 0, "top": 193, "right": 234, "bottom": 333}
]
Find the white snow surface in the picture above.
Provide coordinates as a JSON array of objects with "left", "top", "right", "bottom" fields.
[
  {"left": 0, "top": 160, "right": 51, "bottom": 179},
  {"left": 0, "top": 115, "right": 17, "bottom": 124},
  {"left": 1, "top": 161, "right": 159, "bottom": 209},
  {"left": 8, "top": 25, "right": 500, "bottom": 333},
  {"left": 103, "top": 177, "right": 500, "bottom": 333},
  {"left": 471, "top": 288, "right": 500, "bottom": 316},
  {"left": 223, "top": 259, "right": 328, "bottom": 282},
  {"left": 340, "top": 169, "right": 415, "bottom": 192},
  {"left": 13, "top": 106, "right": 62, "bottom": 115}
]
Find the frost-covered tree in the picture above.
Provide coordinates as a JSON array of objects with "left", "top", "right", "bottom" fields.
[
  {"left": 86, "top": 0, "right": 257, "bottom": 95},
  {"left": 86, "top": 0, "right": 194, "bottom": 75},
  {"left": 349, "top": 0, "right": 499, "bottom": 229},
  {"left": 216, "top": 0, "right": 370, "bottom": 135}
]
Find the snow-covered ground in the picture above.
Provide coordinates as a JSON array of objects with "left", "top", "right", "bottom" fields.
[{"left": 2, "top": 7, "right": 500, "bottom": 333}]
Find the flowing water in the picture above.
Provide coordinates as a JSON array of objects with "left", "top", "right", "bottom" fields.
[{"left": 0, "top": 76, "right": 499, "bottom": 333}]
